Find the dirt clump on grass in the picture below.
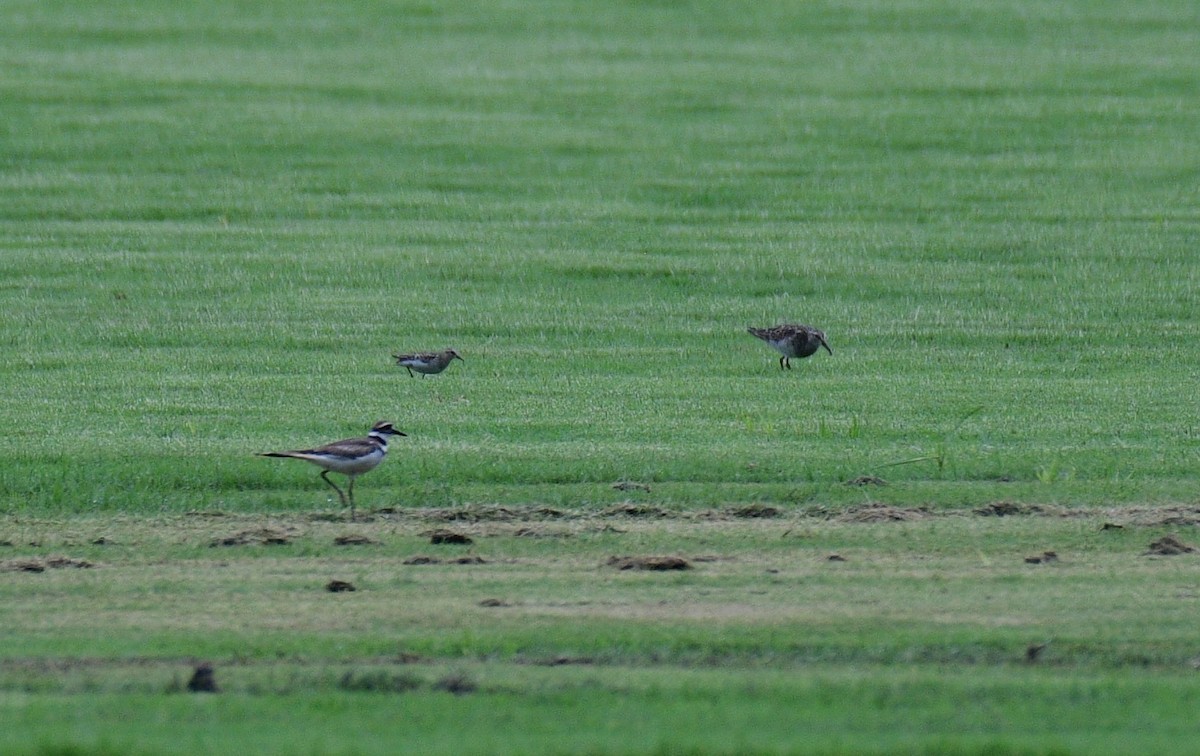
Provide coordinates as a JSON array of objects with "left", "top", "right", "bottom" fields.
[
  {"left": 1144, "top": 535, "right": 1196, "bottom": 556},
  {"left": 333, "top": 534, "right": 378, "bottom": 546},
  {"left": 403, "top": 555, "right": 486, "bottom": 566},
  {"left": 429, "top": 529, "right": 473, "bottom": 545},
  {"left": 424, "top": 506, "right": 518, "bottom": 523},
  {"left": 1, "top": 556, "right": 94, "bottom": 572},
  {"left": 606, "top": 555, "right": 691, "bottom": 571},
  {"left": 602, "top": 503, "right": 672, "bottom": 518},
  {"left": 727, "top": 504, "right": 782, "bottom": 518},
  {"left": 513, "top": 526, "right": 572, "bottom": 538},
  {"left": 210, "top": 528, "right": 292, "bottom": 547},
  {"left": 326, "top": 580, "right": 356, "bottom": 592},
  {"left": 186, "top": 663, "right": 219, "bottom": 693},
  {"left": 974, "top": 501, "right": 1036, "bottom": 517},
  {"left": 836, "top": 503, "right": 929, "bottom": 523},
  {"left": 1024, "top": 551, "right": 1059, "bottom": 564},
  {"left": 1137, "top": 507, "right": 1200, "bottom": 527}
]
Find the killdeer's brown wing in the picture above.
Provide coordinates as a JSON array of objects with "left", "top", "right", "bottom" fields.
[{"left": 308, "top": 436, "right": 382, "bottom": 458}]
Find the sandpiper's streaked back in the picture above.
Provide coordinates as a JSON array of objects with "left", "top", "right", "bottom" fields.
[
  {"left": 258, "top": 421, "right": 406, "bottom": 520},
  {"left": 747, "top": 324, "right": 832, "bottom": 370},
  {"left": 392, "top": 349, "right": 464, "bottom": 378}
]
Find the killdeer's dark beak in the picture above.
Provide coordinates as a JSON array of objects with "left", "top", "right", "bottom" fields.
[{"left": 820, "top": 337, "right": 832, "bottom": 355}]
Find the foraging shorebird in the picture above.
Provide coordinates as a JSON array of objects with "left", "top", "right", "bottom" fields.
[
  {"left": 258, "top": 421, "right": 406, "bottom": 520},
  {"left": 392, "top": 349, "right": 464, "bottom": 378},
  {"left": 747, "top": 324, "right": 832, "bottom": 370}
]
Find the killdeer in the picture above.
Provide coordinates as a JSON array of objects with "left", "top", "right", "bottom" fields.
[
  {"left": 392, "top": 349, "right": 464, "bottom": 378},
  {"left": 747, "top": 324, "right": 832, "bottom": 370},
  {"left": 258, "top": 421, "right": 406, "bottom": 520}
]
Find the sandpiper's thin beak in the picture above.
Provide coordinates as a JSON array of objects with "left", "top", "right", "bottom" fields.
[
  {"left": 820, "top": 338, "right": 833, "bottom": 355},
  {"left": 454, "top": 353, "right": 464, "bottom": 361}
]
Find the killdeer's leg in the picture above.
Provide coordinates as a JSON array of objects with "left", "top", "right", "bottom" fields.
[
  {"left": 779, "top": 355, "right": 787, "bottom": 370},
  {"left": 347, "top": 476, "right": 357, "bottom": 521},
  {"left": 320, "top": 470, "right": 348, "bottom": 509}
]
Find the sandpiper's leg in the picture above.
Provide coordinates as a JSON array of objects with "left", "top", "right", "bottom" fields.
[
  {"left": 320, "top": 470, "right": 348, "bottom": 509},
  {"left": 405, "top": 367, "right": 414, "bottom": 378},
  {"left": 780, "top": 356, "right": 788, "bottom": 370}
]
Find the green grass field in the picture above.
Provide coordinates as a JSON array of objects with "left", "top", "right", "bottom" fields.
[{"left": 3, "top": 0, "right": 1200, "bottom": 752}]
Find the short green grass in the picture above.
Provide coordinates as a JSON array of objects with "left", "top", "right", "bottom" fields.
[
  {"left": 4, "top": 0, "right": 1200, "bottom": 751},
  {"left": 4, "top": 507, "right": 1200, "bottom": 754},
  {"left": 3, "top": 0, "right": 1199, "bottom": 516}
]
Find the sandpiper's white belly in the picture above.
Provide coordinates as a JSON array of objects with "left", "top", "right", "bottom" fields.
[
  {"left": 400, "top": 358, "right": 438, "bottom": 373},
  {"left": 767, "top": 339, "right": 795, "bottom": 356}
]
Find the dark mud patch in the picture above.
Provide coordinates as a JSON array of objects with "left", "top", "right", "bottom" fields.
[
  {"left": 210, "top": 528, "right": 292, "bottom": 547},
  {"left": 186, "top": 663, "right": 219, "bottom": 693},
  {"left": 1144, "top": 535, "right": 1196, "bottom": 556},
  {"left": 432, "top": 673, "right": 477, "bottom": 695},
  {"left": 403, "top": 555, "right": 486, "bottom": 566},
  {"left": 478, "top": 598, "right": 511, "bottom": 607},
  {"left": 1, "top": 556, "right": 95, "bottom": 572},
  {"left": 333, "top": 534, "right": 378, "bottom": 546},
  {"left": 326, "top": 580, "right": 357, "bottom": 593},
  {"left": 428, "top": 529, "right": 473, "bottom": 545},
  {"left": 1024, "top": 551, "right": 1059, "bottom": 564},
  {"left": 606, "top": 555, "right": 691, "bottom": 571}
]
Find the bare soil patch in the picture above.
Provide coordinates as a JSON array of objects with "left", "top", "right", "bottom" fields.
[
  {"left": 428, "top": 529, "right": 473, "bottom": 545},
  {"left": 403, "top": 555, "right": 486, "bottom": 565},
  {"left": 1, "top": 556, "right": 95, "bottom": 572},
  {"left": 1024, "top": 551, "right": 1059, "bottom": 564},
  {"left": 326, "top": 580, "right": 356, "bottom": 592},
  {"left": 606, "top": 555, "right": 691, "bottom": 571},
  {"left": 727, "top": 504, "right": 782, "bottom": 519},
  {"left": 1144, "top": 535, "right": 1196, "bottom": 556},
  {"left": 210, "top": 528, "right": 292, "bottom": 547},
  {"left": 974, "top": 501, "right": 1036, "bottom": 517},
  {"left": 333, "top": 534, "right": 378, "bottom": 546},
  {"left": 513, "top": 526, "right": 572, "bottom": 538},
  {"left": 836, "top": 503, "right": 929, "bottom": 523}
]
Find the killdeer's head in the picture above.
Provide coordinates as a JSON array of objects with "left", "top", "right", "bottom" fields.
[{"left": 370, "top": 421, "right": 407, "bottom": 438}]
